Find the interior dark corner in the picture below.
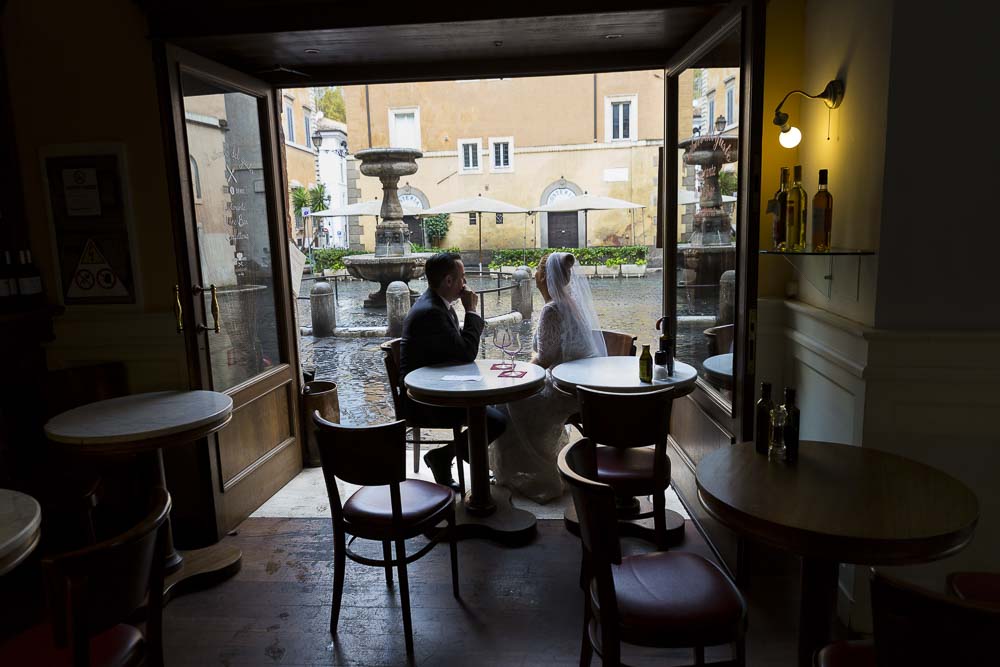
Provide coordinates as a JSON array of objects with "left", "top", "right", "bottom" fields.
[{"left": 1, "top": 1, "right": 997, "bottom": 666}]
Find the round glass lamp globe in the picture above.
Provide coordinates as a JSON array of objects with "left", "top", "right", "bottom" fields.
[{"left": 779, "top": 126, "right": 802, "bottom": 148}]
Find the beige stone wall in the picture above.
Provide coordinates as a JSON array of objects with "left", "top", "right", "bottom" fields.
[{"left": 279, "top": 88, "right": 319, "bottom": 244}]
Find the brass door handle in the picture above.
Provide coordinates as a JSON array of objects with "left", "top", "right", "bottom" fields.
[
  {"left": 174, "top": 285, "right": 183, "bottom": 333},
  {"left": 193, "top": 284, "right": 222, "bottom": 333}
]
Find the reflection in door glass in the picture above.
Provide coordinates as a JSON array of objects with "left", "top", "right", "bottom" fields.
[
  {"left": 674, "top": 61, "right": 740, "bottom": 403},
  {"left": 181, "top": 74, "right": 282, "bottom": 391}
]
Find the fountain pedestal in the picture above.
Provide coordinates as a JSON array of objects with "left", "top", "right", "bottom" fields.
[{"left": 344, "top": 148, "right": 431, "bottom": 308}]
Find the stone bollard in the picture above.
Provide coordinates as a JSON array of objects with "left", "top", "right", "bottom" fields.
[
  {"left": 310, "top": 278, "right": 336, "bottom": 337},
  {"left": 386, "top": 281, "right": 411, "bottom": 337},
  {"left": 718, "top": 270, "right": 736, "bottom": 326},
  {"left": 511, "top": 266, "right": 533, "bottom": 321}
]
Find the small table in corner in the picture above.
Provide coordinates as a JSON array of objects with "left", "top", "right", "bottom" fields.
[
  {"left": 0, "top": 489, "right": 41, "bottom": 576},
  {"left": 405, "top": 359, "right": 545, "bottom": 546},
  {"left": 44, "top": 390, "right": 238, "bottom": 603}
]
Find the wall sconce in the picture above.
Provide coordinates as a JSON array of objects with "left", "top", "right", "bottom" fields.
[{"left": 773, "top": 79, "right": 844, "bottom": 148}]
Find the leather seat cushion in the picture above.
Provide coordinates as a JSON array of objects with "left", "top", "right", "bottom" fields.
[
  {"left": 595, "top": 447, "right": 667, "bottom": 496},
  {"left": 591, "top": 551, "right": 744, "bottom": 647},
  {"left": 815, "top": 640, "right": 875, "bottom": 667},
  {"left": 344, "top": 479, "right": 453, "bottom": 528},
  {"left": 949, "top": 572, "right": 1000, "bottom": 606},
  {"left": 0, "top": 622, "right": 145, "bottom": 667}
]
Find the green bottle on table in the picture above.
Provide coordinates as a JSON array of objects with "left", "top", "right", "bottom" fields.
[{"left": 639, "top": 344, "right": 653, "bottom": 383}]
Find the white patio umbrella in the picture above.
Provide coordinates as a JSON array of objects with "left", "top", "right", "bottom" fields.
[
  {"left": 533, "top": 193, "right": 645, "bottom": 248},
  {"left": 419, "top": 194, "right": 529, "bottom": 269},
  {"left": 310, "top": 197, "right": 421, "bottom": 218}
]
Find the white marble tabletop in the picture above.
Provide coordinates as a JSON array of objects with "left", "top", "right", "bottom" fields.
[
  {"left": 551, "top": 355, "right": 698, "bottom": 394},
  {"left": 405, "top": 359, "right": 545, "bottom": 403},
  {"left": 0, "top": 489, "right": 41, "bottom": 575},
  {"left": 703, "top": 353, "right": 734, "bottom": 381},
  {"left": 44, "top": 390, "right": 233, "bottom": 446}
]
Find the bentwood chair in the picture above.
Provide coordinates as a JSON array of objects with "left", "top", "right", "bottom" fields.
[
  {"left": 380, "top": 338, "right": 466, "bottom": 492},
  {"left": 577, "top": 385, "right": 676, "bottom": 548},
  {"left": 558, "top": 438, "right": 747, "bottom": 666},
  {"left": 816, "top": 568, "right": 1000, "bottom": 667},
  {"left": 948, "top": 571, "right": 1000, "bottom": 607},
  {"left": 312, "top": 414, "right": 460, "bottom": 658},
  {"left": 0, "top": 488, "right": 170, "bottom": 667},
  {"left": 600, "top": 330, "right": 638, "bottom": 357}
]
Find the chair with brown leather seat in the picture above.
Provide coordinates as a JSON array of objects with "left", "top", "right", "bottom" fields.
[
  {"left": 380, "top": 338, "right": 466, "bottom": 491},
  {"left": 815, "top": 568, "right": 1000, "bottom": 667},
  {"left": 601, "top": 330, "right": 637, "bottom": 357},
  {"left": 703, "top": 323, "right": 734, "bottom": 356},
  {"left": 577, "top": 385, "right": 676, "bottom": 548},
  {"left": 558, "top": 438, "right": 746, "bottom": 666},
  {"left": 312, "top": 413, "right": 460, "bottom": 659},
  {"left": 0, "top": 488, "right": 170, "bottom": 667}
]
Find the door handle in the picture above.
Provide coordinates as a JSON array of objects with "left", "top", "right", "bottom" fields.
[
  {"left": 174, "top": 285, "right": 183, "bottom": 333},
  {"left": 193, "top": 284, "right": 222, "bottom": 333}
]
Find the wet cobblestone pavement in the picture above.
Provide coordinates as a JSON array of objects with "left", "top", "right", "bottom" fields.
[{"left": 297, "top": 274, "right": 719, "bottom": 426}]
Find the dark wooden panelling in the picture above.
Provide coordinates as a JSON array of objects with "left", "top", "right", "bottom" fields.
[
  {"left": 218, "top": 384, "right": 293, "bottom": 485},
  {"left": 671, "top": 394, "right": 733, "bottom": 468},
  {"left": 216, "top": 437, "right": 300, "bottom": 534}
]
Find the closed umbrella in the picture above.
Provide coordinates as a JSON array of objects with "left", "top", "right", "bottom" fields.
[
  {"left": 419, "top": 194, "right": 528, "bottom": 269},
  {"left": 534, "top": 192, "right": 644, "bottom": 248}
]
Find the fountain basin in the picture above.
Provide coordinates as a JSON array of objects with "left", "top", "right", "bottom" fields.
[{"left": 345, "top": 252, "right": 433, "bottom": 308}]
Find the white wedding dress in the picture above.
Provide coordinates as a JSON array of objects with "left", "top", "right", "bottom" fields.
[{"left": 490, "top": 254, "right": 607, "bottom": 503}]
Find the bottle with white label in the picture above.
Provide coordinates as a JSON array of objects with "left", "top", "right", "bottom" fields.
[{"left": 16, "top": 250, "right": 44, "bottom": 306}]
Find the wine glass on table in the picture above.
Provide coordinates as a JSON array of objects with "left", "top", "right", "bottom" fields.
[
  {"left": 504, "top": 331, "right": 523, "bottom": 373},
  {"left": 492, "top": 326, "right": 512, "bottom": 370}
]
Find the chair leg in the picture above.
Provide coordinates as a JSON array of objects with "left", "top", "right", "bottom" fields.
[
  {"left": 382, "top": 541, "right": 394, "bottom": 587},
  {"left": 580, "top": 594, "right": 593, "bottom": 667},
  {"left": 395, "top": 537, "right": 415, "bottom": 657},
  {"left": 413, "top": 428, "right": 421, "bottom": 474},
  {"left": 735, "top": 634, "right": 747, "bottom": 667},
  {"left": 600, "top": 620, "right": 620, "bottom": 667},
  {"left": 694, "top": 646, "right": 705, "bottom": 665},
  {"left": 453, "top": 428, "right": 466, "bottom": 497},
  {"left": 330, "top": 526, "right": 346, "bottom": 635},
  {"left": 447, "top": 509, "right": 460, "bottom": 598},
  {"left": 653, "top": 487, "right": 667, "bottom": 548}
]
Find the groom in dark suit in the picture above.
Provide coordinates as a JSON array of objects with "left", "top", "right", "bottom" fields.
[{"left": 400, "top": 252, "right": 507, "bottom": 488}]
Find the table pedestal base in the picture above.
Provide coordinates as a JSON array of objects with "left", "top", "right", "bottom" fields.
[
  {"left": 564, "top": 495, "right": 685, "bottom": 548},
  {"left": 163, "top": 543, "right": 242, "bottom": 605},
  {"left": 454, "top": 486, "right": 536, "bottom": 546},
  {"left": 798, "top": 557, "right": 839, "bottom": 667}
]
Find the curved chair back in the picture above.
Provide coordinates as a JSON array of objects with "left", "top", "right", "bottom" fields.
[
  {"left": 577, "top": 385, "right": 674, "bottom": 450},
  {"left": 703, "top": 323, "right": 735, "bottom": 356},
  {"left": 558, "top": 439, "right": 622, "bottom": 569},
  {"left": 601, "top": 330, "right": 637, "bottom": 357},
  {"left": 380, "top": 338, "right": 404, "bottom": 419},
  {"left": 43, "top": 487, "right": 170, "bottom": 665},
  {"left": 313, "top": 413, "right": 406, "bottom": 489},
  {"left": 872, "top": 569, "right": 1000, "bottom": 666}
]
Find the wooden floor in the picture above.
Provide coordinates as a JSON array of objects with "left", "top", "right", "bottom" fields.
[{"left": 163, "top": 517, "right": 801, "bottom": 666}]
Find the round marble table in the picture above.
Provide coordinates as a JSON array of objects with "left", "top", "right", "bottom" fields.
[
  {"left": 701, "top": 352, "right": 733, "bottom": 388},
  {"left": 697, "top": 441, "right": 979, "bottom": 667},
  {"left": 405, "top": 359, "right": 545, "bottom": 545},
  {"left": 551, "top": 355, "right": 698, "bottom": 396},
  {"left": 551, "top": 355, "right": 697, "bottom": 547},
  {"left": 45, "top": 390, "right": 237, "bottom": 602},
  {"left": 0, "top": 490, "right": 41, "bottom": 575}
]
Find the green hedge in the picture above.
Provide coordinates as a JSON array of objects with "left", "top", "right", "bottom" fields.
[
  {"left": 311, "top": 249, "right": 367, "bottom": 271},
  {"left": 411, "top": 244, "right": 461, "bottom": 254},
  {"left": 489, "top": 246, "right": 647, "bottom": 269}
]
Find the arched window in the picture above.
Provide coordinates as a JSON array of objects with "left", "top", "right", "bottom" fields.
[{"left": 189, "top": 155, "right": 202, "bottom": 202}]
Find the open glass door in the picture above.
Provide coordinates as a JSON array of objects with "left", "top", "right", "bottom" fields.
[
  {"left": 660, "top": 0, "right": 765, "bottom": 569},
  {"left": 160, "top": 45, "right": 302, "bottom": 540}
]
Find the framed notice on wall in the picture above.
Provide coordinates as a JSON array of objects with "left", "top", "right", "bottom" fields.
[{"left": 41, "top": 144, "right": 140, "bottom": 306}]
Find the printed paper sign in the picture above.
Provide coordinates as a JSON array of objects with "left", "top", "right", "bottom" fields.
[{"left": 62, "top": 168, "right": 102, "bottom": 216}]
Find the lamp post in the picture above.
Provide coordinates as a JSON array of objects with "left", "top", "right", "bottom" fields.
[{"left": 715, "top": 114, "right": 727, "bottom": 134}]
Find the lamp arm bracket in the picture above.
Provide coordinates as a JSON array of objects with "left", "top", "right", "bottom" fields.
[{"left": 774, "top": 80, "right": 845, "bottom": 115}]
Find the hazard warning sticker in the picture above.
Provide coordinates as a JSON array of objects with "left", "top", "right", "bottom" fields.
[{"left": 67, "top": 239, "right": 129, "bottom": 299}]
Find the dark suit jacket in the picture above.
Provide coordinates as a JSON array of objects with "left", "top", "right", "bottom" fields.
[{"left": 400, "top": 289, "right": 484, "bottom": 385}]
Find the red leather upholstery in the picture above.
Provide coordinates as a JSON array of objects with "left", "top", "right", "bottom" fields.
[
  {"left": 596, "top": 447, "right": 666, "bottom": 496},
  {"left": 949, "top": 572, "right": 1000, "bottom": 607},
  {"left": 344, "top": 479, "right": 453, "bottom": 528},
  {"left": 815, "top": 639, "right": 875, "bottom": 667},
  {"left": 590, "top": 551, "right": 744, "bottom": 647},
  {"left": 0, "top": 622, "right": 145, "bottom": 667}
]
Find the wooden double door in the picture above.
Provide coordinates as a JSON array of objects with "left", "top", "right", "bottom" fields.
[{"left": 158, "top": 45, "right": 302, "bottom": 544}]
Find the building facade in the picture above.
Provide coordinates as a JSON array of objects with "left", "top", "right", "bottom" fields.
[
  {"left": 314, "top": 117, "right": 349, "bottom": 248},
  {"left": 278, "top": 88, "right": 320, "bottom": 249}
]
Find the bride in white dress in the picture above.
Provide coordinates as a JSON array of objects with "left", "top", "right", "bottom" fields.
[{"left": 490, "top": 252, "right": 607, "bottom": 503}]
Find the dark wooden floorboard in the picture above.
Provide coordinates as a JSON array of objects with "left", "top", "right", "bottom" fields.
[{"left": 163, "top": 518, "right": 799, "bottom": 666}]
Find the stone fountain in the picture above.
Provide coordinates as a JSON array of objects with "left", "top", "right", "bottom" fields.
[{"left": 344, "top": 148, "right": 432, "bottom": 308}]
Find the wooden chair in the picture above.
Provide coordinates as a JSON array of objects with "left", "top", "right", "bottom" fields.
[
  {"left": 558, "top": 438, "right": 746, "bottom": 666},
  {"left": 948, "top": 571, "right": 1000, "bottom": 607},
  {"left": 380, "top": 338, "right": 466, "bottom": 492},
  {"left": 0, "top": 488, "right": 170, "bottom": 667},
  {"left": 601, "top": 330, "right": 637, "bottom": 357},
  {"left": 703, "top": 323, "right": 734, "bottom": 355},
  {"left": 816, "top": 568, "right": 1000, "bottom": 667},
  {"left": 312, "top": 413, "right": 460, "bottom": 658},
  {"left": 577, "top": 385, "right": 676, "bottom": 548}
]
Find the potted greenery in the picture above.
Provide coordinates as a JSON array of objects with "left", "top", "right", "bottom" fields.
[
  {"left": 597, "top": 257, "right": 620, "bottom": 278},
  {"left": 621, "top": 257, "right": 647, "bottom": 278}
]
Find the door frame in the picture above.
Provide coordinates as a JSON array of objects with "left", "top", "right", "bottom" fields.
[{"left": 154, "top": 42, "right": 302, "bottom": 541}]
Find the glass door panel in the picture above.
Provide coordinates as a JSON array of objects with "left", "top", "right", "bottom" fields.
[{"left": 180, "top": 73, "right": 282, "bottom": 391}]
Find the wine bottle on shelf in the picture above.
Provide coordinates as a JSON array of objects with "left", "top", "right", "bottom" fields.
[
  {"left": 786, "top": 165, "right": 808, "bottom": 251},
  {"left": 16, "top": 249, "right": 44, "bottom": 307},
  {"left": 639, "top": 344, "right": 653, "bottom": 384},
  {"left": 755, "top": 382, "right": 773, "bottom": 455},
  {"left": 773, "top": 167, "right": 789, "bottom": 250},
  {"left": 812, "top": 169, "right": 833, "bottom": 251},
  {"left": 768, "top": 401, "right": 787, "bottom": 462},
  {"left": 0, "top": 250, "right": 17, "bottom": 310},
  {"left": 782, "top": 387, "right": 800, "bottom": 463}
]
